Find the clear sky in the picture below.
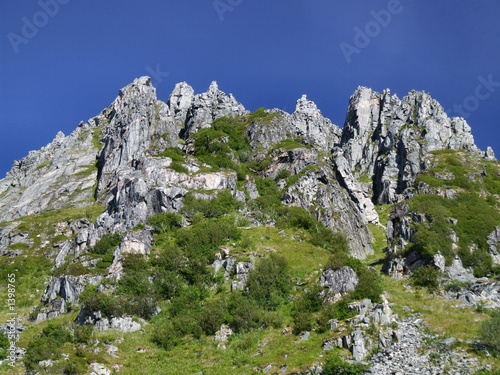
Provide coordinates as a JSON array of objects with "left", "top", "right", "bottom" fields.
[{"left": 1, "top": 0, "right": 499, "bottom": 177}]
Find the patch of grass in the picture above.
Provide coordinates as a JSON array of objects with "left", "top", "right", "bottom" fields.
[
  {"left": 74, "top": 163, "right": 98, "bottom": 177},
  {"left": 92, "top": 124, "right": 105, "bottom": 150},
  {"left": 383, "top": 275, "right": 488, "bottom": 339},
  {"left": 154, "top": 147, "right": 186, "bottom": 162},
  {"left": 271, "top": 137, "right": 310, "bottom": 151}
]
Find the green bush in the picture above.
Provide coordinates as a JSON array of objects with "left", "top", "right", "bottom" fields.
[
  {"left": 276, "top": 206, "right": 316, "bottom": 231},
  {"left": 275, "top": 169, "right": 290, "bottom": 180},
  {"left": 310, "top": 225, "right": 349, "bottom": 254},
  {"left": 292, "top": 286, "right": 323, "bottom": 333},
  {"left": 479, "top": 309, "right": 500, "bottom": 357},
  {"left": 147, "top": 212, "right": 182, "bottom": 234},
  {"left": 181, "top": 190, "right": 242, "bottom": 219},
  {"left": 92, "top": 233, "right": 122, "bottom": 255},
  {"left": 154, "top": 147, "right": 186, "bottom": 162},
  {"left": 176, "top": 216, "right": 240, "bottom": 263},
  {"left": 322, "top": 354, "right": 368, "bottom": 375},
  {"left": 246, "top": 254, "right": 291, "bottom": 310},
  {"left": 409, "top": 192, "right": 500, "bottom": 276},
  {"left": 351, "top": 267, "right": 383, "bottom": 302},
  {"left": 72, "top": 324, "right": 94, "bottom": 344},
  {"left": 24, "top": 323, "right": 72, "bottom": 371},
  {"left": 79, "top": 285, "right": 116, "bottom": 318},
  {"left": 63, "top": 361, "right": 86, "bottom": 375},
  {"left": 0, "top": 332, "right": 8, "bottom": 360},
  {"left": 411, "top": 265, "right": 442, "bottom": 292},
  {"left": 227, "top": 293, "right": 263, "bottom": 333}
]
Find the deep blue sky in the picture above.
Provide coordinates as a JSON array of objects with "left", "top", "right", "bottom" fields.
[{"left": 1, "top": 0, "right": 499, "bottom": 177}]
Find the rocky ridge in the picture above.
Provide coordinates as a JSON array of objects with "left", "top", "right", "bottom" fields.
[{"left": 0, "top": 77, "right": 498, "bottom": 374}]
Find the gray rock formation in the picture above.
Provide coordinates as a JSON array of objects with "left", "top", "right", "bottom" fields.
[
  {"left": 231, "top": 261, "right": 254, "bottom": 291},
  {"left": 246, "top": 96, "right": 341, "bottom": 151},
  {"left": 77, "top": 309, "right": 142, "bottom": 333},
  {"left": 95, "top": 76, "right": 181, "bottom": 203},
  {"left": 283, "top": 169, "right": 374, "bottom": 258},
  {"left": 366, "top": 314, "right": 485, "bottom": 374},
  {"left": 41, "top": 274, "right": 103, "bottom": 305},
  {"left": 340, "top": 87, "right": 480, "bottom": 204},
  {"left": 320, "top": 266, "right": 358, "bottom": 296},
  {"left": 487, "top": 226, "right": 500, "bottom": 265},
  {"left": 446, "top": 280, "right": 500, "bottom": 309},
  {"left": 183, "top": 81, "right": 248, "bottom": 138},
  {"left": 445, "top": 256, "right": 475, "bottom": 283},
  {"left": 334, "top": 152, "right": 379, "bottom": 224},
  {"left": 0, "top": 124, "right": 100, "bottom": 222},
  {"left": 167, "top": 82, "right": 195, "bottom": 125}
]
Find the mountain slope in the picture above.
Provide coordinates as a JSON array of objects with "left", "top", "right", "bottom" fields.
[{"left": 0, "top": 77, "right": 499, "bottom": 374}]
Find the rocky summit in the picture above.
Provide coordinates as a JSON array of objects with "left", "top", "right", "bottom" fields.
[{"left": 0, "top": 77, "right": 499, "bottom": 374}]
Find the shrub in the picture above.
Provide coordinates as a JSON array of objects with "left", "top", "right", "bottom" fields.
[
  {"left": 292, "top": 286, "right": 323, "bottom": 333},
  {"left": 170, "top": 161, "right": 189, "bottom": 174},
  {"left": 275, "top": 169, "right": 290, "bottom": 180},
  {"left": 63, "top": 361, "right": 86, "bottom": 375},
  {"left": 24, "top": 323, "right": 72, "bottom": 371},
  {"left": 479, "top": 309, "right": 500, "bottom": 357},
  {"left": 310, "top": 225, "right": 349, "bottom": 254},
  {"left": 176, "top": 216, "right": 240, "bottom": 262},
  {"left": 227, "top": 293, "right": 263, "bottom": 333},
  {"left": 154, "top": 147, "right": 186, "bottom": 162},
  {"left": 0, "top": 332, "right": 8, "bottom": 360},
  {"left": 351, "top": 267, "right": 383, "bottom": 303},
  {"left": 199, "top": 297, "right": 228, "bottom": 335},
  {"left": 147, "top": 212, "right": 182, "bottom": 234},
  {"left": 411, "top": 265, "right": 442, "bottom": 292},
  {"left": 246, "top": 254, "right": 291, "bottom": 310},
  {"left": 276, "top": 206, "right": 316, "bottom": 231},
  {"left": 79, "top": 285, "right": 116, "bottom": 318},
  {"left": 322, "top": 354, "right": 368, "bottom": 375},
  {"left": 72, "top": 324, "right": 94, "bottom": 344},
  {"left": 181, "top": 190, "right": 242, "bottom": 219},
  {"left": 92, "top": 233, "right": 122, "bottom": 255}
]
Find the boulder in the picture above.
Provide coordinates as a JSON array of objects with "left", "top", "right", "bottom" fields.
[{"left": 321, "top": 266, "right": 358, "bottom": 296}]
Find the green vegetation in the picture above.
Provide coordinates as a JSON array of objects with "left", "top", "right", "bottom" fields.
[
  {"left": 92, "top": 232, "right": 122, "bottom": 255},
  {"left": 180, "top": 189, "right": 242, "bottom": 219},
  {"left": 246, "top": 254, "right": 291, "bottom": 310},
  {"left": 23, "top": 321, "right": 91, "bottom": 374},
  {"left": 154, "top": 146, "right": 186, "bottom": 162},
  {"left": 322, "top": 354, "right": 368, "bottom": 375},
  {"left": 0, "top": 332, "right": 8, "bottom": 360},
  {"left": 411, "top": 265, "right": 442, "bottom": 292},
  {"left": 479, "top": 310, "right": 500, "bottom": 357},
  {"left": 408, "top": 192, "right": 500, "bottom": 276}
]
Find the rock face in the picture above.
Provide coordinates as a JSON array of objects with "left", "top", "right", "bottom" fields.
[
  {"left": 320, "top": 266, "right": 358, "bottom": 296},
  {"left": 183, "top": 81, "right": 248, "bottom": 138},
  {"left": 445, "top": 256, "right": 475, "bottom": 283},
  {"left": 77, "top": 309, "right": 142, "bottom": 333},
  {"left": 283, "top": 169, "right": 374, "bottom": 258},
  {"left": 0, "top": 124, "right": 99, "bottom": 222},
  {"left": 487, "top": 226, "right": 500, "bottom": 265},
  {"left": 339, "top": 87, "right": 479, "bottom": 204},
  {"left": 246, "top": 96, "right": 342, "bottom": 151},
  {"left": 446, "top": 280, "right": 500, "bottom": 309},
  {"left": 41, "top": 275, "right": 103, "bottom": 305},
  {"left": 95, "top": 76, "right": 181, "bottom": 203}
]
